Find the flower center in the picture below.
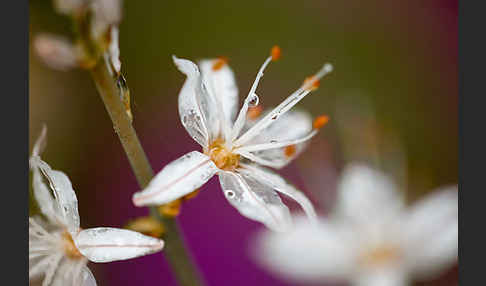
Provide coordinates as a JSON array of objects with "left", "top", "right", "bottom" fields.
[
  {"left": 359, "top": 244, "right": 402, "bottom": 267},
  {"left": 205, "top": 139, "right": 240, "bottom": 171},
  {"left": 62, "top": 231, "right": 84, "bottom": 260}
]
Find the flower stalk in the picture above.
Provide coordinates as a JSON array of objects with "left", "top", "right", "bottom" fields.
[{"left": 90, "top": 60, "right": 204, "bottom": 286}]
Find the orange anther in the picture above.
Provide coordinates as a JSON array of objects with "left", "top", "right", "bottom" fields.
[
  {"left": 313, "top": 115, "right": 330, "bottom": 129},
  {"left": 303, "top": 76, "right": 320, "bottom": 91},
  {"left": 159, "top": 200, "right": 182, "bottom": 217},
  {"left": 284, "top": 144, "right": 297, "bottom": 158},
  {"left": 125, "top": 216, "right": 165, "bottom": 238},
  {"left": 271, "top": 45, "right": 281, "bottom": 61},
  {"left": 183, "top": 189, "right": 200, "bottom": 200},
  {"left": 247, "top": 105, "right": 263, "bottom": 120},
  {"left": 212, "top": 57, "right": 228, "bottom": 71}
]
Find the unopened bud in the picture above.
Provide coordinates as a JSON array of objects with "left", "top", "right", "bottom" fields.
[{"left": 34, "top": 34, "right": 79, "bottom": 71}]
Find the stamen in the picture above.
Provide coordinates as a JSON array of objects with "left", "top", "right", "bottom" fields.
[
  {"left": 313, "top": 115, "right": 330, "bottom": 129},
  {"left": 284, "top": 145, "right": 297, "bottom": 157},
  {"left": 212, "top": 56, "right": 228, "bottom": 71},
  {"left": 271, "top": 45, "right": 281, "bottom": 61},
  {"left": 302, "top": 63, "right": 332, "bottom": 91},
  {"left": 231, "top": 50, "right": 275, "bottom": 141},
  {"left": 234, "top": 63, "right": 333, "bottom": 146},
  {"left": 205, "top": 139, "right": 240, "bottom": 171},
  {"left": 234, "top": 129, "right": 317, "bottom": 153},
  {"left": 247, "top": 105, "right": 263, "bottom": 120},
  {"left": 303, "top": 76, "right": 320, "bottom": 91}
]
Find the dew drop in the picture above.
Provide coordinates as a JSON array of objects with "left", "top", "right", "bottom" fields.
[
  {"left": 270, "top": 140, "right": 277, "bottom": 143},
  {"left": 271, "top": 114, "right": 278, "bottom": 120},
  {"left": 226, "top": 190, "right": 235, "bottom": 198},
  {"left": 249, "top": 94, "right": 259, "bottom": 107}
]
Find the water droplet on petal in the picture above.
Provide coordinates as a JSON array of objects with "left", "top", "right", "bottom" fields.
[
  {"left": 249, "top": 94, "right": 259, "bottom": 107},
  {"left": 225, "top": 190, "right": 235, "bottom": 198}
]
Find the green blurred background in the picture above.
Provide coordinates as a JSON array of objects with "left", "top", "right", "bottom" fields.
[
  {"left": 29, "top": 0, "right": 457, "bottom": 284},
  {"left": 29, "top": 0, "right": 457, "bottom": 199}
]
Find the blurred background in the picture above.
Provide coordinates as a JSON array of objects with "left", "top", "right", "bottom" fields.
[{"left": 29, "top": 0, "right": 457, "bottom": 285}]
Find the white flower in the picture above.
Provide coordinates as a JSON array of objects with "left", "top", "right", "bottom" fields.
[
  {"left": 256, "top": 164, "right": 458, "bottom": 285},
  {"left": 132, "top": 47, "right": 333, "bottom": 231},
  {"left": 29, "top": 126, "right": 164, "bottom": 286}
]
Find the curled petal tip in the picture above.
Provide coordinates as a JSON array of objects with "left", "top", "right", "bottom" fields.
[{"left": 132, "top": 193, "right": 144, "bottom": 207}]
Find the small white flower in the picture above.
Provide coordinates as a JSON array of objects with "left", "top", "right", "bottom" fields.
[
  {"left": 256, "top": 164, "right": 458, "bottom": 285},
  {"left": 29, "top": 126, "right": 164, "bottom": 286},
  {"left": 90, "top": 0, "right": 123, "bottom": 43},
  {"left": 132, "top": 47, "right": 333, "bottom": 231}
]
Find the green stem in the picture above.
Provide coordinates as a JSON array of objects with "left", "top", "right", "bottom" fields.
[{"left": 90, "top": 60, "right": 204, "bottom": 286}]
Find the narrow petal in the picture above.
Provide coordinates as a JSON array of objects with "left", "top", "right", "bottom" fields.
[
  {"left": 352, "top": 266, "right": 408, "bottom": 286},
  {"left": 334, "top": 164, "right": 404, "bottom": 226},
  {"left": 108, "top": 27, "right": 121, "bottom": 74},
  {"left": 50, "top": 260, "right": 86, "bottom": 286},
  {"left": 132, "top": 151, "right": 218, "bottom": 206},
  {"left": 402, "top": 186, "right": 458, "bottom": 278},
  {"left": 30, "top": 157, "right": 80, "bottom": 234},
  {"left": 231, "top": 56, "right": 273, "bottom": 141},
  {"left": 218, "top": 171, "right": 292, "bottom": 232},
  {"left": 74, "top": 227, "right": 164, "bottom": 263},
  {"left": 245, "top": 109, "right": 313, "bottom": 144},
  {"left": 42, "top": 254, "right": 64, "bottom": 286},
  {"left": 255, "top": 216, "right": 357, "bottom": 282},
  {"left": 29, "top": 255, "right": 52, "bottom": 279},
  {"left": 173, "top": 56, "right": 210, "bottom": 147},
  {"left": 31, "top": 160, "right": 60, "bottom": 224},
  {"left": 239, "top": 164, "right": 317, "bottom": 221},
  {"left": 80, "top": 267, "right": 97, "bottom": 286},
  {"left": 32, "top": 124, "right": 47, "bottom": 157},
  {"left": 234, "top": 110, "right": 314, "bottom": 168},
  {"left": 199, "top": 59, "right": 239, "bottom": 139}
]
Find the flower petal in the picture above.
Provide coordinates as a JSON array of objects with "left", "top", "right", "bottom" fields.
[
  {"left": 248, "top": 109, "right": 313, "bottom": 143},
  {"left": 218, "top": 171, "right": 292, "bottom": 232},
  {"left": 173, "top": 56, "right": 211, "bottom": 147},
  {"left": 74, "top": 227, "right": 164, "bottom": 263},
  {"left": 30, "top": 156, "right": 80, "bottom": 234},
  {"left": 255, "top": 216, "right": 357, "bottom": 282},
  {"left": 334, "top": 164, "right": 404, "bottom": 226},
  {"left": 199, "top": 59, "right": 239, "bottom": 138},
  {"left": 132, "top": 151, "right": 218, "bottom": 206},
  {"left": 236, "top": 110, "right": 313, "bottom": 168},
  {"left": 234, "top": 63, "right": 332, "bottom": 146},
  {"left": 239, "top": 164, "right": 317, "bottom": 221},
  {"left": 30, "top": 127, "right": 61, "bottom": 224},
  {"left": 402, "top": 186, "right": 458, "bottom": 278}
]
